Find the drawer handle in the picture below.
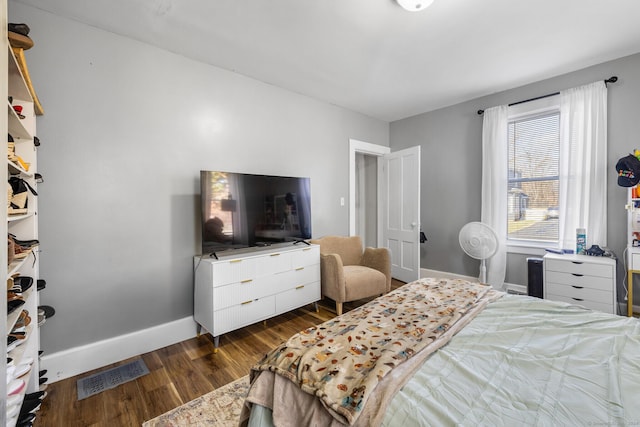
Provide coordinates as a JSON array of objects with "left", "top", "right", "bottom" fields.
[
  {"left": 296, "top": 285, "right": 305, "bottom": 290},
  {"left": 230, "top": 259, "right": 242, "bottom": 264},
  {"left": 571, "top": 298, "right": 584, "bottom": 301},
  {"left": 241, "top": 300, "right": 253, "bottom": 305},
  {"left": 241, "top": 279, "right": 253, "bottom": 284},
  {"left": 303, "top": 248, "right": 311, "bottom": 251},
  {"left": 295, "top": 267, "right": 305, "bottom": 271},
  {"left": 571, "top": 285, "right": 584, "bottom": 289},
  {"left": 270, "top": 253, "right": 281, "bottom": 257},
  {"left": 571, "top": 261, "right": 583, "bottom": 265},
  {"left": 571, "top": 273, "right": 584, "bottom": 277}
]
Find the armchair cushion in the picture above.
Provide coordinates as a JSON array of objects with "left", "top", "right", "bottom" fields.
[{"left": 343, "top": 265, "right": 387, "bottom": 301}]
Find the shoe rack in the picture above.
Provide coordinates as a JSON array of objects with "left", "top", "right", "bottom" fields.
[{"left": 4, "top": 18, "right": 43, "bottom": 427}]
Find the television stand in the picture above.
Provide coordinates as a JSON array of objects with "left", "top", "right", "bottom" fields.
[{"left": 194, "top": 244, "right": 320, "bottom": 352}]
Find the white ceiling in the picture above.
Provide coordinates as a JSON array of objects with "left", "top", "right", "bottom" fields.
[{"left": 13, "top": 0, "right": 640, "bottom": 122}]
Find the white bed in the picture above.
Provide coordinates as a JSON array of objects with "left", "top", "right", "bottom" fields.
[{"left": 241, "top": 278, "right": 640, "bottom": 426}]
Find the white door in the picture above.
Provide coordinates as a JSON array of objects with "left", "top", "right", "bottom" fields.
[{"left": 379, "top": 146, "right": 421, "bottom": 283}]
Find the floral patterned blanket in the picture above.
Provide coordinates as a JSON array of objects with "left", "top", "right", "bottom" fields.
[{"left": 251, "top": 278, "right": 499, "bottom": 425}]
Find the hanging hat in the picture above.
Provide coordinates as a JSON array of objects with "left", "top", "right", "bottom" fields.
[{"left": 616, "top": 154, "right": 640, "bottom": 187}]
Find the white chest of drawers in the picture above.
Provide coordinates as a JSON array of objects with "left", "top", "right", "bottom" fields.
[
  {"left": 543, "top": 253, "right": 617, "bottom": 314},
  {"left": 194, "top": 244, "right": 320, "bottom": 350}
]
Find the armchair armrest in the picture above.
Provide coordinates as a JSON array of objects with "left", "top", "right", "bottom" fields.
[
  {"left": 319, "top": 253, "right": 346, "bottom": 302},
  {"left": 361, "top": 247, "right": 392, "bottom": 292}
]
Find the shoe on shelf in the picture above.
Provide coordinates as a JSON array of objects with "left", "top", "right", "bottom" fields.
[
  {"left": 8, "top": 299, "right": 26, "bottom": 315},
  {"left": 13, "top": 362, "right": 32, "bottom": 378},
  {"left": 7, "top": 378, "right": 25, "bottom": 396},
  {"left": 37, "top": 279, "right": 46, "bottom": 291},
  {"left": 14, "top": 310, "right": 32, "bottom": 329},
  {"left": 18, "top": 398, "right": 41, "bottom": 417},
  {"left": 9, "top": 234, "right": 39, "bottom": 249},
  {"left": 15, "top": 276, "right": 34, "bottom": 292},
  {"left": 38, "top": 305, "right": 55, "bottom": 319},
  {"left": 16, "top": 412, "right": 36, "bottom": 427},
  {"left": 8, "top": 291, "right": 24, "bottom": 301},
  {"left": 24, "top": 390, "right": 46, "bottom": 402}
]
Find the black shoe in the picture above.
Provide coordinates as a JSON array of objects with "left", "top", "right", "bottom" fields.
[
  {"left": 7, "top": 299, "right": 25, "bottom": 315},
  {"left": 9, "top": 235, "right": 39, "bottom": 249},
  {"left": 38, "top": 305, "right": 55, "bottom": 319},
  {"left": 14, "top": 276, "right": 33, "bottom": 292},
  {"left": 16, "top": 412, "right": 36, "bottom": 427},
  {"left": 37, "top": 279, "right": 46, "bottom": 291},
  {"left": 18, "top": 398, "right": 40, "bottom": 416},
  {"left": 24, "top": 390, "right": 46, "bottom": 401}
]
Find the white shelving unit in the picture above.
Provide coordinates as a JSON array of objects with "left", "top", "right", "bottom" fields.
[
  {"left": 5, "top": 37, "right": 41, "bottom": 426},
  {"left": 626, "top": 185, "right": 640, "bottom": 317}
]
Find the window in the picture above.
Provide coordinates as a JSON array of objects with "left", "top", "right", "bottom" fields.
[{"left": 507, "top": 105, "right": 560, "bottom": 244}]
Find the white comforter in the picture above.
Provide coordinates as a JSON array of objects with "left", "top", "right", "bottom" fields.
[{"left": 382, "top": 295, "right": 640, "bottom": 426}]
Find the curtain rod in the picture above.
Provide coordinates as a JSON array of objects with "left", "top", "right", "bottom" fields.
[{"left": 476, "top": 76, "right": 618, "bottom": 115}]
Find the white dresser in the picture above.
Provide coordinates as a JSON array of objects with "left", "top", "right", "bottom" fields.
[
  {"left": 543, "top": 253, "right": 617, "bottom": 314},
  {"left": 194, "top": 244, "right": 320, "bottom": 350}
]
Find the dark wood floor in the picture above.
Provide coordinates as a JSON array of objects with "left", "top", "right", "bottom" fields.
[{"left": 33, "top": 281, "right": 403, "bottom": 427}]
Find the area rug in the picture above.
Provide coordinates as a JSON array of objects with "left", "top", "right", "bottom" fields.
[
  {"left": 143, "top": 375, "right": 250, "bottom": 427},
  {"left": 77, "top": 358, "right": 150, "bottom": 400}
]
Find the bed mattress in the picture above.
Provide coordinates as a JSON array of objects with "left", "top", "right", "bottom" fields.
[{"left": 245, "top": 284, "right": 640, "bottom": 426}]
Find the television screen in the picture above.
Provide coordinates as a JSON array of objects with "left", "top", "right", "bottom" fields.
[{"left": 200, "top": 170, "right": 312, "bottom": 255}]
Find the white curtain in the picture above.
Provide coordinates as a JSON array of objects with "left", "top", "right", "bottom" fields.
[
  {"left": 558, "top": 81, "right": 608, "bottom": 250},
  {"left": 481, "top": 105, "right": 509, "bottom": 289}
]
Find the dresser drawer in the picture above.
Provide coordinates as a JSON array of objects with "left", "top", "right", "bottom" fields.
[
  {"left": 546, "top": 293, "right": 613, "bottom": 313},
  {"left": 210, "top": 257, "right": 257, "bottom": 287},
  {"left": 275, "top": 281, "right": 321, "bottom": 313},
  {"left": 545, "top": 258, "right": 613, "bottom": 278},
  {"left": 545, "top": 282, "right": 612, "bottom": 303},
  {"left": 213, "top": 296, "right": 275, "bottom": 336},
  {"left": 632, "top": 253, "right": 640, "bottom": 271},
  {"left": 545, "top": 270, "right": 612, "bottom": 292},
  {"left": 291, "top": 245, "right": 320, "bottom": 268}
]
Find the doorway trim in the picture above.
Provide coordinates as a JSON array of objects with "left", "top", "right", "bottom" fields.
[{"left": 348, "top": 139, "right": 390, "bottom": 239}]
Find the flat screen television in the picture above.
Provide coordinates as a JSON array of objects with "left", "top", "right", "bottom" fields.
[{"left": 200, "top": 170, "right": 312, "bottom": 255}]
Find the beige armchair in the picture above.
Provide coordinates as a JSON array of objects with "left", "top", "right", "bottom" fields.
[{"left": 309, "top": 235, "right": 391, "bottom": 316}]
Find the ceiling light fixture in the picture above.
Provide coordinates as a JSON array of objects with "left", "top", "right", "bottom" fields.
[{"left": 396, "top": 0, "right": 434, "bottom": 12}]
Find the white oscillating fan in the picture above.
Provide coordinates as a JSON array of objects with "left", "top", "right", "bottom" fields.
[{"left": 459, "top": 222, "right": 499, "bottom": 284}]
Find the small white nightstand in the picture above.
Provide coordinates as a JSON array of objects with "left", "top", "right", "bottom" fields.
[{"left": 543, "top": 252, "right": 617, "bottom": 315}]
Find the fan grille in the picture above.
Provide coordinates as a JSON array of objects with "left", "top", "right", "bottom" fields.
[{"left": 459, "top": 222, "right": 498, "bottom": 260}]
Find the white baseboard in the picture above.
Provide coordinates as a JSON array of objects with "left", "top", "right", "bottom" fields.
[{"left": 41, "top": 316, "right": 197, "bottom": 383}]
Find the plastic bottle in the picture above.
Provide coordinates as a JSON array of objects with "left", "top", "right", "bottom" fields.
[{"left": 576, "top": 228, "right": 586, "bottom": 255}]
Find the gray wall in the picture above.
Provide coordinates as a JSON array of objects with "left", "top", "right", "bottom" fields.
[
  {"left": 391, "top": 53, "right": 640, "bottom": 306},
  {"left": 9, "top": 3, "right": 389, "bottom": 354}
]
